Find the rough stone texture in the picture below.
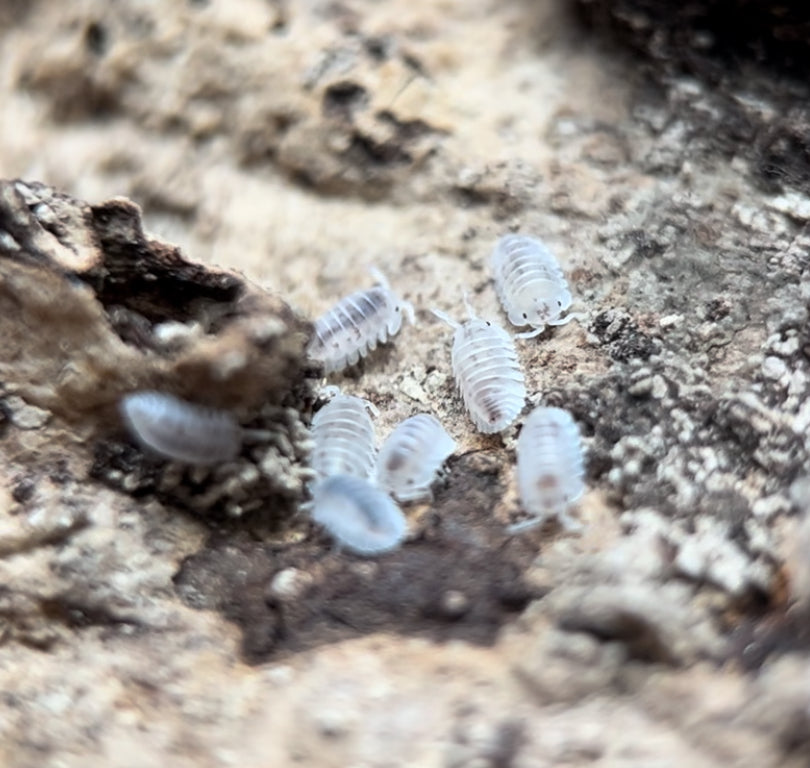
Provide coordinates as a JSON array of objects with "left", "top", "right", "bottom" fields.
[
  {"left": 0, "top": 178, "right": 316, "bottom": 527},
  {"left": 576, "top": 0, "right": 810, "bottom": 196},
  {"left": 1, "top": 0, "right": 810, "bottom": 766}
]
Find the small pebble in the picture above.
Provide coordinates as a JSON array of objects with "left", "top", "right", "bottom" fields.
[
  {"left": 5, "top": 396, "right": 50, "bottom": 429},
  {"left": 658, "top": 314, "right": 683, "bottom": 329},
  {"left": 269, "top": 567, "right": 312, "bottom": 600},
  {"left": 440, "top": 590, "right": 469, "bottom": 619},
  {"left": 761, "top": 356, "right": 788, "bottom": 381}
]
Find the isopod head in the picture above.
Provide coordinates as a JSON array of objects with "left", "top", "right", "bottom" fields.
[
  {"left": 491, "top": 234, "right": 577, "bottom": 336},
  {"left": 507, "top": 284, "right": 573, "bottom": 330},
  {"left": 383, "top": 295, "right": 410, "bottom": 337},
  {"left": 369, "top": 266, "right": 416, "bottom": 336}
]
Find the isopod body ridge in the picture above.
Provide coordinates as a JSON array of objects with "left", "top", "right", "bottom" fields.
[
  {"left": 309, "top": 393, "right": 378, "bottom": 482},
  {"left": 310, "top": 474, "right": 407, "bottom": 555},
  {"left": 308, "top": 268, "right": 415, "bottom": 374},
  {"left": 119, "top": 391, "right": 242, "bottom": 465},
  {"left": 432, "top": 299, "right": 526, "bottom": 434},
  {"left": 491, "top": 234, "right": 580, "bottom": 339},
  {"left": 376, "top": 413, "right": 456, "bottom": 502},
  {"left": 511, "top": 405, "right": 585, "bottom": 533}
]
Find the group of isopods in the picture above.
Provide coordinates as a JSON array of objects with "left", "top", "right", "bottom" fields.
[
  {"left": 307, "top": 395, "right": 455, "bottom": 553},
  {"left": 119, "top": 234, "right": 587, "bottom": 555}
]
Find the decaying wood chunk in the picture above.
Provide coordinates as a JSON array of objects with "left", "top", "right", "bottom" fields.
[{"left": 0, "top": 179, "right": 313, "bottom": 424}]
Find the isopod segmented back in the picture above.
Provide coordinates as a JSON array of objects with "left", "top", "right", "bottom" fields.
[
  {"left": 310, "top": 474, "right": 407, "bottom": 555},
  {"left": 119, "top": 391, "right": 242, "bottom": 465},
  {"left": 491, "top": 234, "right": 575, "bottom": 338},
  {"left": 376, "top": 413, "right": 456, "bottom": 502},
  {"left": 307, "top": 269, "right": 415, "bottom": 374},
  {"left": 512, "top": 405, "right": 585, "bottom": 533},
  {"left": 309, "top": 393, "right": 377, "bottom": 482},
  {"left": 433, "top": 305, "right": 526, "bottom": 434}
]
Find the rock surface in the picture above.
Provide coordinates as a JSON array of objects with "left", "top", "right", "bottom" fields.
[{"left": 1, "top": 0, "right": 810, "bottom": 766}]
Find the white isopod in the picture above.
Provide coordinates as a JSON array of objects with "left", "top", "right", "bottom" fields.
[
  {"left": 310, "top": 474, "right": 407, "bottom": 555},
  {"left": 119, "top": 391, "right": 242, "bottom": 465},
  {"left": 307, "top": 269, "right": 416, "bottom": 374},
  {"left": 376, "top": 413, "right": 456, "bottom": 502},
  {"left": 309, "top": 393, "right": 377, "bottom": 482},
  {"left": 432, "top": 300, "right": 527, "bottom": 434},
  {"left": 491, "top": 234, "right": 580, "bottom": 339},
  {"left": 510, "top": 405, "right": 586, "bottom": 534}
]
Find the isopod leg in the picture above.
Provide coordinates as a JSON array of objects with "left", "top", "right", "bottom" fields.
[
  {"left": 430, "top": 308, "right": 460, "bottom": 330},
  {"left": 241, "top": 427, "right": 275, "bottom": 443},
  {"left": 505, "top": 516, "right": 544, "bottom": 535},
  {"left": 549, "top": 311, "right": 588, "bottom": 327},
  {"left": 461, "top": 291, "right": 477, "bottom": 320},
  {"left": 368, "top": 266, "right": 391, "bottom": 290},
  {"left": 515, "top": 326, "right": 546, "bottom": 340},
  {"left": 506, "top": 509, "right": 583, "bottom": 535},
  {"left": 402, "top": 300, "right": 416, "bottom": 326}
]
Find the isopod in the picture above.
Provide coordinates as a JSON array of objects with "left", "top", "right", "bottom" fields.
[
  {"left": 307, "top": 269, "right": 416, "bottom": 374},
  {"left": 432, "top": 300, "right": 526, "bottom": 433},
  {"left": 510, "top": 405, "right": 585, "bottom": 533},
  {"left": 309, "top": 393, "right": 377, "bottom": 482},
  {"left": 310, "top": 474, "right": 407, "bottom": 555},
  {"left": 376, "top": 413, "right": 456, "bottom": 502},
  {"left": 119, "top": 391, "right": 242, "bottom": 465},
  {"left": 491, "top": 234, "right": 579, "bottom": 339}
]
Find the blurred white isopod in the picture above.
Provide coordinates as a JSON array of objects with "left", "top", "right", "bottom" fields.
[
  {"left": 376, "top": 413, "right": 456, "bottom": 502},
  {"left": 510, "top": 405, "right": 585, "bottom": 533},
  {"left": 432, "top": 300, "right": 526, "bottom": 433},
  {"left": 307, "top": 268, "right": 416, "bottom": 374},
  {"left": 310, "top": 474, "right": 407, "bottom": 555},
  {"left": 309, "top": 393, "right": 377, "bottom": 482},
  {"left": 491, "top": 234, "right": 579, "bottom": 339},
  {"left": 119, "top": 391, "right": 242, "bottom": 465}
]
